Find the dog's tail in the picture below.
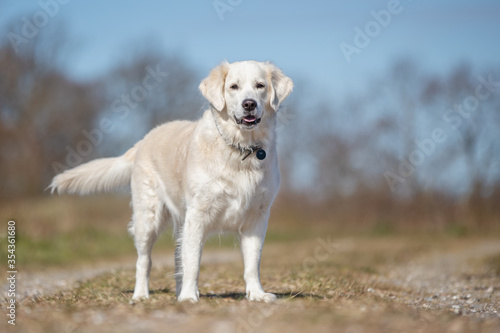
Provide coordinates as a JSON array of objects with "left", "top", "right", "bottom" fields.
[{"left": 49, "top": 145, "right": 137, "bottom": 195}]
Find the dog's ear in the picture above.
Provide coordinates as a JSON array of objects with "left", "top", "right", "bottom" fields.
[
  {"left": 267, "top": 63, "right": 293, "bottom": 111},
  {"left": 199, "top": 61, "right": 229, "bottom": 112}
]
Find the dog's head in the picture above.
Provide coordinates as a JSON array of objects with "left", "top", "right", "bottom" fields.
[{"left": 199, "top": 60, "right": 293, "bottom": 131}]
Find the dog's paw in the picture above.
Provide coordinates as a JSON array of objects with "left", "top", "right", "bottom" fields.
[
  {"left": 131, "top": 293, "right": 149, "bottom": 302},
  {"left": 177, "top": 295, "right": 199, "bottom": 303},
  {"left": 247, "top": 291, "right": 277, "bottom": 303},
  {"left": 177, "top": 290, "right": 200, "bottom": 303}
]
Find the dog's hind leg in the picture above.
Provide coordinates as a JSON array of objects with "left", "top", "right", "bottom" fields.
[
  {"left": 174, "top": 225, "right": 183, "bottom": 297},
  {"left": 129, "top": 177, "right": 163, "bottom": 301}
]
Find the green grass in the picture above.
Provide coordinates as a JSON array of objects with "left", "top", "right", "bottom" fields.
[
  {"left": 0, "top": 195, "right": 132, "bottom": 269},
  {"left": 1, "top": 195, "right": 498, "bottom": 270},
  {"left": 15, "top": 228, "right": 136, "bottom": 267},
  {"left": 0, "top": 195, "right": 333, "bottom": 269}
]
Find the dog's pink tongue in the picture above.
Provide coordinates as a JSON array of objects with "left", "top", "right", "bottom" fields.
[{"left": 244, "top": 116, "right": 257, "bottom": 122}]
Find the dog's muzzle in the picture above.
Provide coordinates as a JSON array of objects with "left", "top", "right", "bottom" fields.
[{"left": 236, "top": 98, "right": 261, "bottom": 127}]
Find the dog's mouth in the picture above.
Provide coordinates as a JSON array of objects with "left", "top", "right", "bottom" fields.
[{"left": 235, "top": 115, "right": 262, "bottom": 128}]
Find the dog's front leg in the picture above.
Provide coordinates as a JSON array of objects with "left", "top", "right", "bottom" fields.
[
  {"left": 177, "top": 210, "right": 204, "bottom": 303},
  {"left": 240, "top": 217, "right": 276, "bottom": 302}
]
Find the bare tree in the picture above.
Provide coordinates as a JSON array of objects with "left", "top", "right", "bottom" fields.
[
  {"left": 96, "top": 51, "right": 201, "bottom": 156},
  {"left": 0, "top": 22, "right": 99, "bottom": 198},
  {"left": 278, "top": 58, "right": 500, "bottom": 227}
]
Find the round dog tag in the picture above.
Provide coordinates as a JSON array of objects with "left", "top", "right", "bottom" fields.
[{"left": 256, "top": 149, "right": 266, "bottom": 160}]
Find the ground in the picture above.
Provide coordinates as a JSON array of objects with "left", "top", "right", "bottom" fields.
[{"left": 1, "top": 197, "right": 500, "bottom": 332}]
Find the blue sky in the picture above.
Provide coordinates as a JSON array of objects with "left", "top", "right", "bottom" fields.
[
  {"left": 1, "top": 0, "right": 499, "bottom": 195},
  {"left": 2, "top": 0, "right": 500, "bottom": 100}
]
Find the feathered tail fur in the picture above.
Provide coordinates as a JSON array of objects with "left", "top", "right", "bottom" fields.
[{"left": 49, "top": 146, "right": 137, "bottom": 195}]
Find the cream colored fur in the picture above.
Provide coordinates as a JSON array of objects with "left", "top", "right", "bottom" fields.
[{"left": 50, "top": 60, "right": 293, "bottom": 303}]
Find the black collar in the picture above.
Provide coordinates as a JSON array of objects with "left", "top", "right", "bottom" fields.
[{"left": 213, "top": 115, "right": 266, "bottom": 161}]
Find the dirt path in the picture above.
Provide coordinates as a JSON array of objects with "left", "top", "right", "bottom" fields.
[
  {"left": 373, "top": 239, "right": 500, "bottom": 318},
  {"left": 2, "top": 237, "right": 500, "bottom": 332}
]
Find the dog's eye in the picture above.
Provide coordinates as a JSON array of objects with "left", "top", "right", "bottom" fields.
[
  {"left": 229, "top": 84, "right": 238, "bottom": 90},
  {"left": 256, "top": 83, "right": 265, "bottom": 89}
]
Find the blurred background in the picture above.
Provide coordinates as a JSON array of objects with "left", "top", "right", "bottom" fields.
[{"left": 1, "top": 0, "right": 500, "bottom": 263}]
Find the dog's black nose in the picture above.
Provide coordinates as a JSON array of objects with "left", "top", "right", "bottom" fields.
[{"left": 242, "top": 99, "right": 257, "bottom": 111}]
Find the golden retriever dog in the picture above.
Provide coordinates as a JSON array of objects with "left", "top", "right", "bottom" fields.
[{"left": 50, "top": 60, "right": 293, "bottom": 302}]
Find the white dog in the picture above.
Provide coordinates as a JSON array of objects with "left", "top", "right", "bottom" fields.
[{"left": 50, "top": 60, "right": 293, "bottom": 303}]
